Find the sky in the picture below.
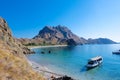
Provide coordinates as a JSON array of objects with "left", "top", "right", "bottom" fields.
[{"left": 0, "top": 0, "right": 120, "bottom": 42}]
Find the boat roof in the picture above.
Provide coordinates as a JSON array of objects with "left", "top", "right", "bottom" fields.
[{"left": 89, "top": 56, "right": 102, "bottom": 61}]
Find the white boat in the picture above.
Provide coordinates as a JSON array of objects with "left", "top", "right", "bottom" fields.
[
  {"left": 86, "top": 56, "right": 103, "bottom": 69},
  {"left": 112, "top": 50, "right": 120, "bottom": 54},
  {"left": 112, "top": 51, "right": 120, "bottom": 54}
]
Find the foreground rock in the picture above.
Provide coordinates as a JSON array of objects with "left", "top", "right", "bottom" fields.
[
  {"left": 0, "top": 17, "right": 45, "bottom": 80},
  {"left": 52, "top": 75, "right": 74, "bottom": 80}
]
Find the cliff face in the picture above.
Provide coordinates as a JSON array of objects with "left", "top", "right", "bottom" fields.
[
  {"left": 0, "top": 17, "right": 45, "bottom": 80},
  {"left": 33, "top": 25, "right": 86, "bottom": 45},
  {"left": 0, "top": 18, "right": 32, "bottom": 56}
]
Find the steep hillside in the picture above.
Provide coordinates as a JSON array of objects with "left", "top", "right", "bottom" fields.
[{"left": 0, "top": 17, "right": 45, "bottom": 80}]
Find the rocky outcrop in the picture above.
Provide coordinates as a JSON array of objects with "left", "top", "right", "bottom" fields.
[
  {"left": 0, "top": 17, "right": 45, "bottom": 80},
  {"left": 0, "top": 17, "right": 33, "bottom": 55},
  {"left": 52, "top": 75, "right": 74, "bottom": 80},
  {"left": 66, "top": 39, "right": 77, "bottom": 46},
  {"left": 33, "top": 25, "right": 86, "bottom": 45}
]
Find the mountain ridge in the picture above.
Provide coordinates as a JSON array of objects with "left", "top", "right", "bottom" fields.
[{"left": 19, "top": 25, "right": 117, "bottom": 46}]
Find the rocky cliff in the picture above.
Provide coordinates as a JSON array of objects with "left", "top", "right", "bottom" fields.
[
  {"left": 0, "top": 17, "right": 33, "bottom": 55},
  {"left": 0, "top": 17, "right": 45, "bottom": 80}
]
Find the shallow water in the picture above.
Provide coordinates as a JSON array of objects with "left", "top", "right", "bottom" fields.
[{"left": 27, "top": 44, "right": 120, "bottom": 80}]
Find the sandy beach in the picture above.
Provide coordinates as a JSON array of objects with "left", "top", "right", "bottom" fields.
[
  {"left": 28, "top": 60, "right": 65, "bottom": 79},
  {"left": 27, "top": 45, "right": 68, "bottom": 49}
]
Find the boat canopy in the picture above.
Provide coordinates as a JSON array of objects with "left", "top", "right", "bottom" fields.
[{"left": 89, "top": 56, "right": 102, "bottom": 61}]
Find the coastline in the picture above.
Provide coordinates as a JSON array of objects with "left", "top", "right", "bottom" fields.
[
  {"left": 27, "top": 45, "right": 68, "bottom": 49},
  {"left": 28, "top": 60, "right": 64, "bottom": 79}
]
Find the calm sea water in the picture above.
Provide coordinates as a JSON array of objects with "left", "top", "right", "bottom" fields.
[{"left": 27, "top": 44, "right": 120, "bottom": 80}]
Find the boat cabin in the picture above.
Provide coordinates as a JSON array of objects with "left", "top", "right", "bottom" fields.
[{"left": 86, "top": 56, "right": 103, "bottom": 69}]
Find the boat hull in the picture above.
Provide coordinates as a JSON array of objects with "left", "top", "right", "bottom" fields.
[
  {"left": 112, "top": 52, "right": 120, "bottom": 54},
  {"left": 86, "top": 63, "right": 101, "bottom": 69}
]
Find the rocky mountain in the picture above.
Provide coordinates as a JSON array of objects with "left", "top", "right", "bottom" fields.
[
  {"left": 33, "top": 25, "right": 86, "bottom": 45},
  {"left": 0, "top": 17, "right": 45, "bottom": 80},
  {"left": 19, "top": 25, "right": 117, "bottom": 46},
  {"left": 87, "top": 38, "right": 117, "bottom": 44}
]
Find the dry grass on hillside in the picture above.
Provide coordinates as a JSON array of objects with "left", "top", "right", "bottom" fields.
[{"left": 0, "top": 42, "right": 45, "bottom": 80}]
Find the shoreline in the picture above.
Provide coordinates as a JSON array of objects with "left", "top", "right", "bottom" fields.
[
  {"left": 27, "top": 45, "right": 68, "bottom": 49},
  {"left": 27, "top": 60, "right": 65, "bottom": 79}
]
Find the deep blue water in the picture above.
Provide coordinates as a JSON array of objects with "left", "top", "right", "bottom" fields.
[{"left": 27, "top": 44, "right": 120, "bottom": 80}]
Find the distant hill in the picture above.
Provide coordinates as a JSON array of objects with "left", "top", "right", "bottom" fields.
[{"left": 87, "top": 38, "right": 117, "bottom": 44}]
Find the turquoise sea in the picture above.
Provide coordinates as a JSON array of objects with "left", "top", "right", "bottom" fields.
[{"left": 27, "top": 44, "right": 120, "bottom": 80}]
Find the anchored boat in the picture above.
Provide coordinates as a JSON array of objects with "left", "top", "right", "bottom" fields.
[
  {"left": 86, "top": 56, "right": 103, "bottom": 69},
  {"left": 112, "top": 50, "right": 120, "bottom": 54}
]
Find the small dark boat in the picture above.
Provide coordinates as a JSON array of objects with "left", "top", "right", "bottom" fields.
[
  {"left": 86, "top": 56, "right": 103, "bottom": 69},
  {"left": 112, "top": 49, "right": 120, "bottom": 54}
]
